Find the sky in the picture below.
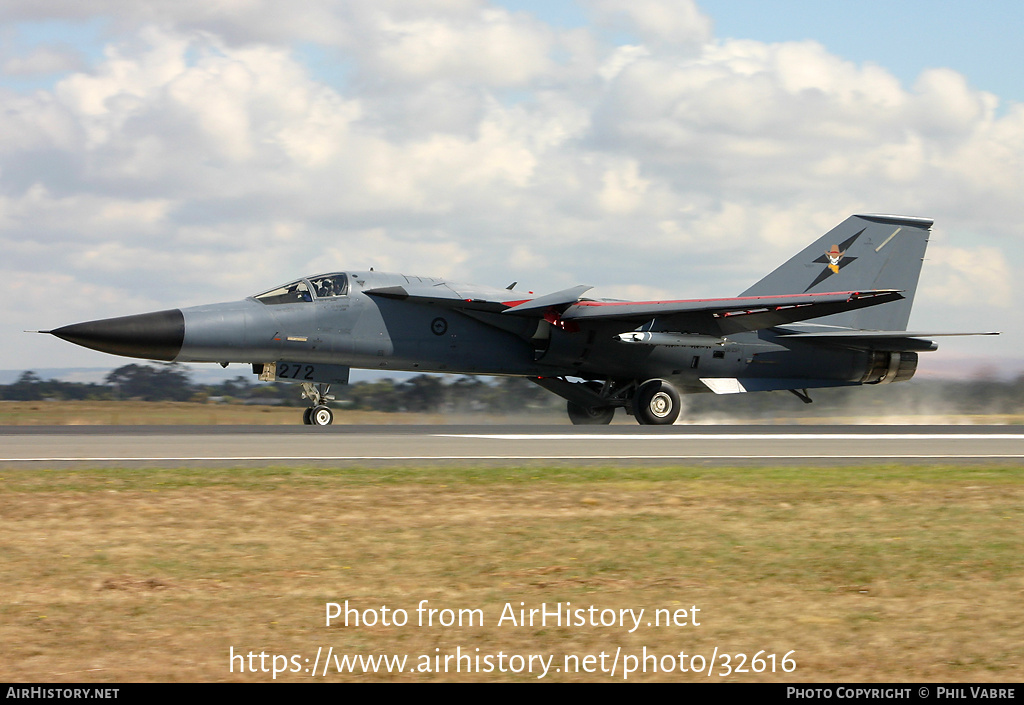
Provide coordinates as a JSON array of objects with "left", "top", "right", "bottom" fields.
[{"left": 2, "top": 0, "right": 1021, "bottom": 379}]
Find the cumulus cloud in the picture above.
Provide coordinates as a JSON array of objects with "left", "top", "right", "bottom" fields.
[
  {"left": 583, "top": 0, "right": 712, "bottom": 50},
  {"left": 1, "top": 1, "right": 1020, "bottom": 370},
  {"left": 2, "top": 44, "right": 84, "bottom": 75},
  {"left": 921, "top": 245, "right": 1011, "bottom": 307}
]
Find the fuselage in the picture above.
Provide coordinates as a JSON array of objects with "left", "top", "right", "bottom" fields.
[
  {"left": 156, "top": 270, "right": 882, "bottom": 393},
  {"left": 47, "top": 213, "right": 979, "bottom": 426}
]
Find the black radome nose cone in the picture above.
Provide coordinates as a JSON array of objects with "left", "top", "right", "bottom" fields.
[{"left": 50, "top": 309, "right": 185, "bottom": 361}]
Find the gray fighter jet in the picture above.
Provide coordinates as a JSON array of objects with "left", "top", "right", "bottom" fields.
[{"left": 45, "top": 214, "right": 996, "bottom": 425}]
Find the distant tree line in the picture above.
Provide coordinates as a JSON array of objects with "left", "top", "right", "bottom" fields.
[
  {"left": 1, "top": 366, "right": 195, "bottom": 403},
  {"left": 0, "top": 364, "right": 561, "bottom": 413},
  {"left": 2, "top": 363, "right": 1022, "bottom": 417}
]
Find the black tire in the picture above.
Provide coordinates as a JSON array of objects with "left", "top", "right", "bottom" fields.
[
  {"left": 302, "top": 407, "right": 313, "bottom": 425},
  {"left": 567, "top": 401, "right": 615, "bottom": 425},
  {"left": 310, "top": 405, "right": 333, "bottom": 426},
  {"left": 633, "top": 379, "right": 680, "bottom": 425}
]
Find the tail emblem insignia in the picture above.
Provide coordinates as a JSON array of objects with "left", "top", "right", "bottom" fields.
[{"left": 805, "top": 228, "right": 864, "bottom": 291}]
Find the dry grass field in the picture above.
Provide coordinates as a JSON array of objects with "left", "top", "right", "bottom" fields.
[{"left": 1, "top": 462, "right": 1022, "bottom": 682}]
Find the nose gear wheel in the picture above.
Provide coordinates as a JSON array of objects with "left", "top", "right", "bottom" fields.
[{"left": 301, "top": 382, "right": 335, "bottom": 425}]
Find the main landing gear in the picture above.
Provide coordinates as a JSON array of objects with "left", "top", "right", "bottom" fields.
[
  {"left": 567, "top": 401, "right": 616, "bottom": 425},
  {"left": 632, "top": 379, "right": 681, "bottom": 425},
  {"left": 300, "top": 382, "right": 334, "bottom": 426},
  {"left": 565, "top": 380, "right": 615, "bottom": 425},
  {"left": 538, "top": 377, "right": 683, "bottom": 426}
]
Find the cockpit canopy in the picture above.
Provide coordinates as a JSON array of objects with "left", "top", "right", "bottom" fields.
[{"left": 254, "top": 273, "right": 349, "bottom": 305}]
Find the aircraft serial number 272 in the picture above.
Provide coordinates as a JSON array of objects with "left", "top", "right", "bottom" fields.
[{"left": 45, "top": 214, "right": 996, "bottom": 425}]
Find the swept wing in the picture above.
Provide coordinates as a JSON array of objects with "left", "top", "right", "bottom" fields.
[
  {"left": 550, "top": 289, "right": 905, "bottom": 336},
  {"left": 369, "top": 281, "right": 907, "bottom": 336}
]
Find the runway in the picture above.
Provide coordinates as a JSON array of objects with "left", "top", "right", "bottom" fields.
[{"left": 1, "top": 425, "right": 1022, "bottom": 466}]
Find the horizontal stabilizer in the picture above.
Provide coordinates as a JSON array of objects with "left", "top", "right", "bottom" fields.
[
  {"left": 701, "top": 377, "right": 858, "bottom": 394},
  {"left": 777, "top": 329, "right": 1000, "bottom": 351},
  {"left": 700, "top": 378, "right": 747, "bottom": 394},
  {"left": 779, "top": 330, "right": 1000, "bottom": 339}
]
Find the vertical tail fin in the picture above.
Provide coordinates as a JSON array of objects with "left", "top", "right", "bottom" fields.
[{"left": 740, "top": 214, "right": 932, "bottom": 331}]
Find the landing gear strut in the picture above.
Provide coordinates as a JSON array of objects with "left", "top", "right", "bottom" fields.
[{"left": 301, "top": 382, "right": 334, "bottom": 426}]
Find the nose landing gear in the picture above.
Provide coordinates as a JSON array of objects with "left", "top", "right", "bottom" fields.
[{"left": 300, "top": 382, "right": 335, "bottom": 425}]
